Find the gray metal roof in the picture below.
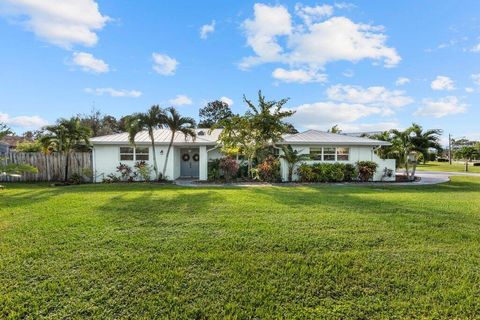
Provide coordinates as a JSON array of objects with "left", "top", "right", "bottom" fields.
[
  {"left": 91, "top": 128, "right": 390, "bottom": 146},
  {"left": 279, "top": 129, "right": 391, "bottom": 146},
  {"left": 91, "top": 129, "right": 222, "bottom": 145}
]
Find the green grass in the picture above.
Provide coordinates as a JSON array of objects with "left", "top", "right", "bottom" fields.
[
  {"left": 1, "top": 178, "right": 480, "bottom": 319},
  {"left": 416, "top": 161, "right": 480, "bottom": 173}
]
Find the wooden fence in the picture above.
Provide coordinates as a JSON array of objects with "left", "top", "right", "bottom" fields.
[{"left": 1, "top": 152, "right": 92, "bottom": 182}]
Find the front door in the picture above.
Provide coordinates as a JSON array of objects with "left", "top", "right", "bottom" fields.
[{"left": 180, "top": 148, "right": 200, "bottom": 178}]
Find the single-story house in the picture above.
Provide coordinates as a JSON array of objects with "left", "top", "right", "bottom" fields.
[
  {"left": 91, "top": 129, "right": 395, "bottom": 182},
  {"left": 0, "top": 141, "right": 9, "bottom": 156}
]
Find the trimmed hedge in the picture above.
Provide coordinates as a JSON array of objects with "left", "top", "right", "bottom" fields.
[{"left": 296, "top": 161, "right": 377, "bottom": 182}]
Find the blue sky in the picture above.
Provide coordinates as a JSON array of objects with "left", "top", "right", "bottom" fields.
[{"left": 0, "top": 0, "right": 479, "bottom": 143}]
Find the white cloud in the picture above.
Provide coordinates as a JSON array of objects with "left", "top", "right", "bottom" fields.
[
  {"left": 272, "top": 68, "right": 327, "bottom": 83},
  {"left": 169, "top": 95, "right": 192, "bottom": 106},
  {"left": 342, "top": 69, "right": 354, "bottom": 78},
  {"left": 290, "top": 101, "right": 382, "bottom": 128},
  {"left": 240, "top": 3, "right": 400, "bottom": 78},
  {"left": 431, "top": 76, "right": 455, "bottom": 91},
  {"left": 200, "top": 20, "right": 215, "bottom": 39},
  {"left": 471, "top": 43, "right": 480, "bottom": 52},
  {"left": 0, "top": 112, "right": 48, "bottom": 128},
  {"left": 72, "top": 52, "right": 109, "bottom": 73},
  {"left": 395, "top": 77, "right": 410, "bottom": 86},
  {"left": 472, "top": 73, "right": 480, "bottom": 86},
  {"left": 414, "top": 96, "right": 466, "bottom": 118},
  {"left": 339, "top": 122, "right": 399, "bottom": 133},
  {"left": 152, "top": 53, "right": 178, "bottom": 76},
  {"left": 84, "top": 88, "right": 142, "bottom": 98},
  {"left": 219, "top": 96, "right": 234, "bottom": 106},
  {"left": 0, "top": 0, "right": 109, "bottom": 48},
  {"left": 295, "top": 4, "right": 334, "bottom": 25},
  {"left": 465, "top": 87, "right": 474, "bottom": 93},
  {"left": 334, "top": 2, "right": 356, "bottom": 10},
  {"left": 326, "top": 84, "right": 413, "bottom": 108}
]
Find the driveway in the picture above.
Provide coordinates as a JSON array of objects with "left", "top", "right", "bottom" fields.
[{"left": 401, "top": 170, "right": 480, "bottom": 185}]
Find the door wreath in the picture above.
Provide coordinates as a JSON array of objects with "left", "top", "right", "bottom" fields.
[
  {"left": 192, "top": 154, "right": 199, "bottom": 161},
  {"left": 182, "top": 154, "right": 190, "bottom": 161}
]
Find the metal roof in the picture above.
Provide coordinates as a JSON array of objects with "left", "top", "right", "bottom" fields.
[
  {"left": 91, "top": 128, "right": 390, "bottom": 146},
  {"left": 279, "top": 129, "right": 391, "bottom": 146},
  {"left": 90, "top": 129, "right": 222, "bottom": 145}
]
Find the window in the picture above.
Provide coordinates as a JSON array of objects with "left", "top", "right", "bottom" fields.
[
  {"left": 323, "top": 147, "right": 336, "bottom": 161},
  {"left": 135, "top": 147, "right": 149, "bottom": 161},
  {"left": 120, "top": 147, "right": 134, "bottom": 161},
  {"left": 119, "top": 147, "right": 149, "bottom": 161},
  {"left": 337, "top": 147, "right": 350, "bottom": 161},
  {"left": 309, "top": 148, "right": 322, "bottom": 160}
]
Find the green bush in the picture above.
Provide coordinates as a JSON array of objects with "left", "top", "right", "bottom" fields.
[
  {"left": 356, "top": 161, "right": 378, "bottom": 182},
  {"left": 344, "top": 164, "right": 357, "bottom": 182},
  {"left": 297, "top": 162, "right": 354, "bottom": 182},
  {"left": 256, "top": 155, "right": 281, "bottom": 182},
  {"left": 15, "top": 141, "right": 43, "bottom": 152}
]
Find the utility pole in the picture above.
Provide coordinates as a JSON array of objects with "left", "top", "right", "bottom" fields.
[{"left": 448, "top": 133, "right": 452, "bottom": 165}]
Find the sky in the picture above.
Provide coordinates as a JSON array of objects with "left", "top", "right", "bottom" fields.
[{"left": 0, "top": 0, "right": 479, "bottom": 143}]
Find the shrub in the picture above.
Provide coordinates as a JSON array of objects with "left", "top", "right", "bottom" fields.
[
  {"left": 344, "top": 164, "right": 357, "bottom": 182},
  {"left": 208, "top": 159, "right": 221, "bottom": 181},
  {"left": 116, "top": 163, "right": 136, "bottom": 182},
  {"left": 219, "top": 157, "right": 239, "bottom": 182},
  {"left": 68, "top": 173, "right": 83, "bottom": 185},
  {"left": 134, "top": 161, "right": 152, "bottom": 181},
  {"left": 297, "top": 163, "right": 315, "bottom": 182},
  {"left": 356, "top": 161, "right": 378, "bottom": 182},
  {"left": 103, "top": 173, "right": 120, "bottom": 183},
  {"left": 256, "top": 155, "right": 281, "bottom": 182},
  {"left": 15, "top": 141, "right": 42, "bottom": 152}
]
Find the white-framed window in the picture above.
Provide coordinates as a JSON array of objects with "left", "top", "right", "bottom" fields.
[
  {"left": 337, "top": 147, "right": 350, "bottom": 161},
  {"left": 309, "top": 147, "right": 322, "bottom": 160},
  {"left": 135, "top": 147, "right": 149, "bottom": 161},
  {"left": 323, "top": 147, "right": 336, "bottom": 161},
  {"left": 120, "top": 147, "right": 134, "bottom": 161},
  {"left": 119, "top": 147, "right": 149, "bottom": 161}
]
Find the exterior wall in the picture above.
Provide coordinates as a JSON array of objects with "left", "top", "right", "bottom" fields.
[
  {"left": 0, "top": 143, "right": 8, "bottom": 156},
  {"left": 93, "top": 144, "right": 210, "bottom": 182},
  {"left": 279, "top": 145, "right": 396, "bottom": 182}
]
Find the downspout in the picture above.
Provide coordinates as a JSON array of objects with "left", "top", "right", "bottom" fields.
[{"left": 92, "top": 145, "right": 96, "bottom": 183}]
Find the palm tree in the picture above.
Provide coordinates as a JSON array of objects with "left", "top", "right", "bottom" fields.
[
  {"left": 280, "top": 145, "right": 308, "bottom": 182},
  {"left": 40, "top": 117, "right": 91, "bottom": 181},
  {"left": 455, "top": 146, "right": 479, "bottom": 172},
  {"left": 125, "top": 106, "right": 164, "bottom": 180},
  {"left": 161, "top": 107, "right": 196, "bottom": 179},
  {"left": 410, "top": 123, "right": 442, "bottom": 164},
  {"left": 390, "top": 127, "right": 416, "bottom": 181}
]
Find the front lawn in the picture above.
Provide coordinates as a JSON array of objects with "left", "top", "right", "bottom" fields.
[
  {"left": 1, "top": 178, "right": 480, "bottom": 319},
  {"left": 416, "top": 161, "right": 480, "bottom": 173}
]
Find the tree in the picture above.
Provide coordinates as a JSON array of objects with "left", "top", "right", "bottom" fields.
[
  {"left": 328, "top": 125, "right": 342, "bottom": 134},
  {"left": 455, "top": 146, "right": 479, "bottom": 172},
  {"left": 0, "top": 123, "right": 12, "bottom": 140},
  {"left": 284, "top": 123, "right": 299, "bottom": 134},
  {"left": 78, "top": 109, "right": 122, "bottom": 137},
  {"left": 280, "top": 145, "right": 308, "bottom": 182},
  {"left": 245, "top": 91, "right": 295, "bottom": 147},
  {"left": 40, "top": 118, "right": 91, "bottom": 182},
  {"left": 410, "top": 123, "right": 442, "bottom": 164},
  {"left": 216, "top": 91, "right": 294, "bottom": 179},
  {"left": 161, "top": 107, "right": 196, "bottom": 179},
  {"left": 198, "top": 100, "right": 234, "bottom": 128},
  {"left": 125, "top": 106, "right": 164, "bottom": 180},
  {"left": 390, "top": 127, "right": 416, "bottom": 181}
]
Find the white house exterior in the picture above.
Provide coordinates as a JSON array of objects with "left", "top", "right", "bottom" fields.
[{"left": 90, "top": 129, "right": 395, "bottom": 182}]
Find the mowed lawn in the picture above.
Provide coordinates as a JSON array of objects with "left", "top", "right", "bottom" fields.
[
  {"left": 1, "top": 178, "right": 480, "bottom": 319},
  {"left": 417, "top": 161, "right": 480, "bottom": 173}
]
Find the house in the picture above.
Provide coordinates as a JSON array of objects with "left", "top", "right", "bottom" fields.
[
  {"left": 90, "top": 129, "right": 395, "bottom": 182},
  {"left": 0, "top": 141, "right": 9, "bottom": 156},
  {"left": 0, "top": 136, "right": 27, "bottom": 155}
]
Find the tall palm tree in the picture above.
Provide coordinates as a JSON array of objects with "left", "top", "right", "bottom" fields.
[
  {"left": 125, "top": 106, "right": 164, "bottom": 180},
  {"left": 161, "top": 107, "right": 196, "bottom": 179},
  {"left": 410, "top": 123, "right": 442, "bottom": 164},
  {"left": 40, "top": 117, "right": 91, "bottom": 181},
  {"left": 280, "top": 145, "right": 308, "bottom": 182}
]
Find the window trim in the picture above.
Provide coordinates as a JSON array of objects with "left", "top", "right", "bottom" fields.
[
  {"left": 336, "top": 147, "right": 350, "bottom": 161},
  {"left": 119, "top": 146, "right": 150, "bottom": 161},
  {"left": 308, "top": 146, "right": 350, "bottom": 162},
  {"left": 322, "top": 147, "right": 336, "bottom": 161}
]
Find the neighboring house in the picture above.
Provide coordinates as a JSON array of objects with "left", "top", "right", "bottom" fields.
[
  {"left": 91, "top": 129, "right": 395, "bottom": 182},
  {"left": 0, "top": 136, "right": 26, "bottom": 154}
]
